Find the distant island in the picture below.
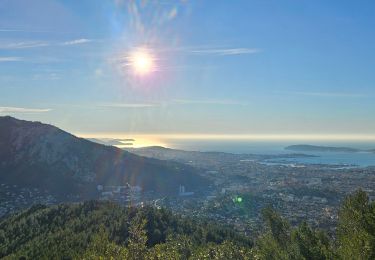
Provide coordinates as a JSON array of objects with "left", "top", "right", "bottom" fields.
[{"left": 285, "top": 144, "right": 375, "bottom": 153}]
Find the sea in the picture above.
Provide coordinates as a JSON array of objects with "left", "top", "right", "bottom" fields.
[{"left": 164, "top": 140, "right": 375, "bottom": 167}]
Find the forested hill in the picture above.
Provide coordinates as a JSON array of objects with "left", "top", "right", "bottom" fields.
[
  {"left": 0, "top": 116, "right": 208, "bottom": 198},
  {"left": 0, "top": 201, "right": 252, "bottom": 259},
  {"left": 1, "top": 190, "right": 375, "bottom": 259}
]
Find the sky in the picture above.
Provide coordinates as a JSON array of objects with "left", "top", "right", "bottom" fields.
[{"left": 1, "top": 0, "right": 375, "bottom": 142}]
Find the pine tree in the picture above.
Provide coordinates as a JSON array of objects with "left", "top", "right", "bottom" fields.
[
  {"left": 82, "top": 226, "right": 128, "bottom": 259},
  {"left": 127, "top": 213, "right": 148, "bottom": 260},
  {"left": 338, "top": 190, "right": 375, "bottom": 259}
]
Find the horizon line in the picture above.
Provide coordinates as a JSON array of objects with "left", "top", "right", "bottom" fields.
[{"left": 76, "top": 133, "right": 375, "bottom": 141}]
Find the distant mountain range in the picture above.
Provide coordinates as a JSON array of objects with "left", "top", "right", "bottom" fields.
[
  {"left": 0, "top": 116, "right": 208, "bottom": 198},
  {"left": 285, "top": 144, "right": 375, "bottom": 153}
]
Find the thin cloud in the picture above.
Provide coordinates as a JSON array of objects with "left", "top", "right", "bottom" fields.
[
  {"left": 0, "top": 29, "right": 30, "bottom": 32},
  {"left": 172, "top": 99, "right": 247, "bottom": 106},
  {"left": 62, "top": 38, "right": 92, "bottom": 46},
  {"left": 0, "top": 56, "right": 66, "bottom": 64},
  {"left": 98, "top": 99, "right": 247, "bottom": 109},
  {"left": 0, "top": 41, "right": 49, "bottom": 49},
  {"left": 32, "top": 73, "right": 60, "bottom": 81},
  {"left": 0, "top": 57, "right": 23, "bottom": 62},
  {"left": 0, "top": 106, "right": 51, "bottom": 113},
  {"left": 291, "top": 91, "right": 366, "bottom": 98},
  {"left": 0, "top": 28, "right": 70, "bottom": 34},
  {"left": 99, "top": 103, "right": 158, "bottom": 108},
  {"left": 120, "top": 46, "right": 261, "bottom": 56},
  {"left": 110, "top": 45, "right": 260, "bottom": 73},
  {"left": 0, "top": 39, "right": 92, "bottom": 50},
  {"left": 190, "top": 48, "right": 261, "bottom": 56}
]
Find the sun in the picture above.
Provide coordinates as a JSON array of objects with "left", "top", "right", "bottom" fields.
[{"left": 128, "top": 48, "right": 155, "bottom": 75}]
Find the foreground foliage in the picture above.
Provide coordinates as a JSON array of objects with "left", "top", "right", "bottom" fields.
[
  {"left": 0, "top": 200, "right": 251, "bottom": 259},
  {"left": 1, "top": 190, "right": 375, "bottom": 259}
]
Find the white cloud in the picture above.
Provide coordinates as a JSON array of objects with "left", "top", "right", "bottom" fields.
[
  {"left": 0, "top": 107, "right": 51, "bottom": 113},
  {"left": 0, "top": 57, "right": 23, "bottom": 62},
  {"left": 62, "top": 38, "right": 91, "bottom": 46},
  {"left": 191, "top": 48, "right": 261, "bottom": 56},
  {"left": 100, "top": 103, "right": 158, "bottom": 108},
  {"left": 172, "top": 99, "right": 247, "bottom": 106},
  {"left": 0, "top": 38, "right": 92, "bottom": 50},
  {"left": 0, "top": 41, "right": 49, "bottom": 49}
]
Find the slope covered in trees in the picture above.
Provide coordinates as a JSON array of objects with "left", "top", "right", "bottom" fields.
[
  {"left": 1, "top": 190, "right": 375, "bottom": 259},
  {"left": 0, "top": 200, "right": 251, "bottom": 259}
]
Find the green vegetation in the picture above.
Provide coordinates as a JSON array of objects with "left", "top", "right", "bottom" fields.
[
  {"left": 254, "top": 190, "right": 375, "bottom": 259},
  {"left": 1, "top": 190, "right": 375, "bottom": 259},
  {"left": 0, "top": 201, "right": 251, "bottom": 259}
]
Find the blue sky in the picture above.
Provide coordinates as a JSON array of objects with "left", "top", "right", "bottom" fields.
[{"left": 1, "top": 0, "right": 375, "bottom": 139}]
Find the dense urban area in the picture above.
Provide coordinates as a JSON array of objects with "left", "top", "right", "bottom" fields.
[{"left": 2, "top": 145, "right": 375, "bottom": 238}]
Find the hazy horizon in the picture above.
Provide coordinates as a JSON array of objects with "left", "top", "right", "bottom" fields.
[{"left": 78, "top": 132, "right": 375, "bottom": 151}]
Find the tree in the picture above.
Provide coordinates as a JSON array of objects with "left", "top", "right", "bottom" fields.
[
  {"left": 337, "top": 189, "right": 375, "bottom": 259},
  {"left": 127, "top": 213, "right": 148, "bottom": 260},
  {"left": 291, "top": 222, "right": 334, "bottom": 260},
  {"left": 82, "top": 226, "right": 128, "bottom": 259},
  {"left": 147, "top": 235, "right": 192, "bottom": 260},
  {"left": 191, "top": 241, "right": 254, "bottom": 260},
  {"left": 255, "top": 233, "right": 290, "bottom": 260},
  {"left": 255, "top": 207, "right": 336, "bottom": 259},
  {"left": 261, "top": 207, "right": 290, "bottom": 249}
]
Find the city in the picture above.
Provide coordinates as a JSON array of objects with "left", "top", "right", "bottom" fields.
[{"left": 2, "top": 145, "right": 374, "bottom": 238}]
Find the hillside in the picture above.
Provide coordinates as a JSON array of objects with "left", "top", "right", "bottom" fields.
[
  {"left": 0, "top": 116, "right": 208, "bottom": 198},
  {"left": 1, "top": 190, "right": 374, "bottom": 259},
  {"left": 0, "top": 201, "right": 252, "bottom": 259}
]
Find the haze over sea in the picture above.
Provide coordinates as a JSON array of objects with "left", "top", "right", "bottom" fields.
[
  {"left": 162, "top": 139, "right": 375, "bottom": 167},
  {"left": 83, "top": 132, "right": 375, "bottom": 167}
]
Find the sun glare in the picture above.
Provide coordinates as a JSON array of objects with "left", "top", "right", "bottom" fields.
[{"left": 128, "top": 48, "right": 155, "bottom": 75}]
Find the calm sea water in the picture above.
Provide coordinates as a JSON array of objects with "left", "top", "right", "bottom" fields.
[{"left": 165, "top": 140, "right": 375, "bottom": 167}]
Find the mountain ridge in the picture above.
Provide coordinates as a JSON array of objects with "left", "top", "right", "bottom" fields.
[{"left": 0, "top": 116, "right": 208, "bottom": 199}]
